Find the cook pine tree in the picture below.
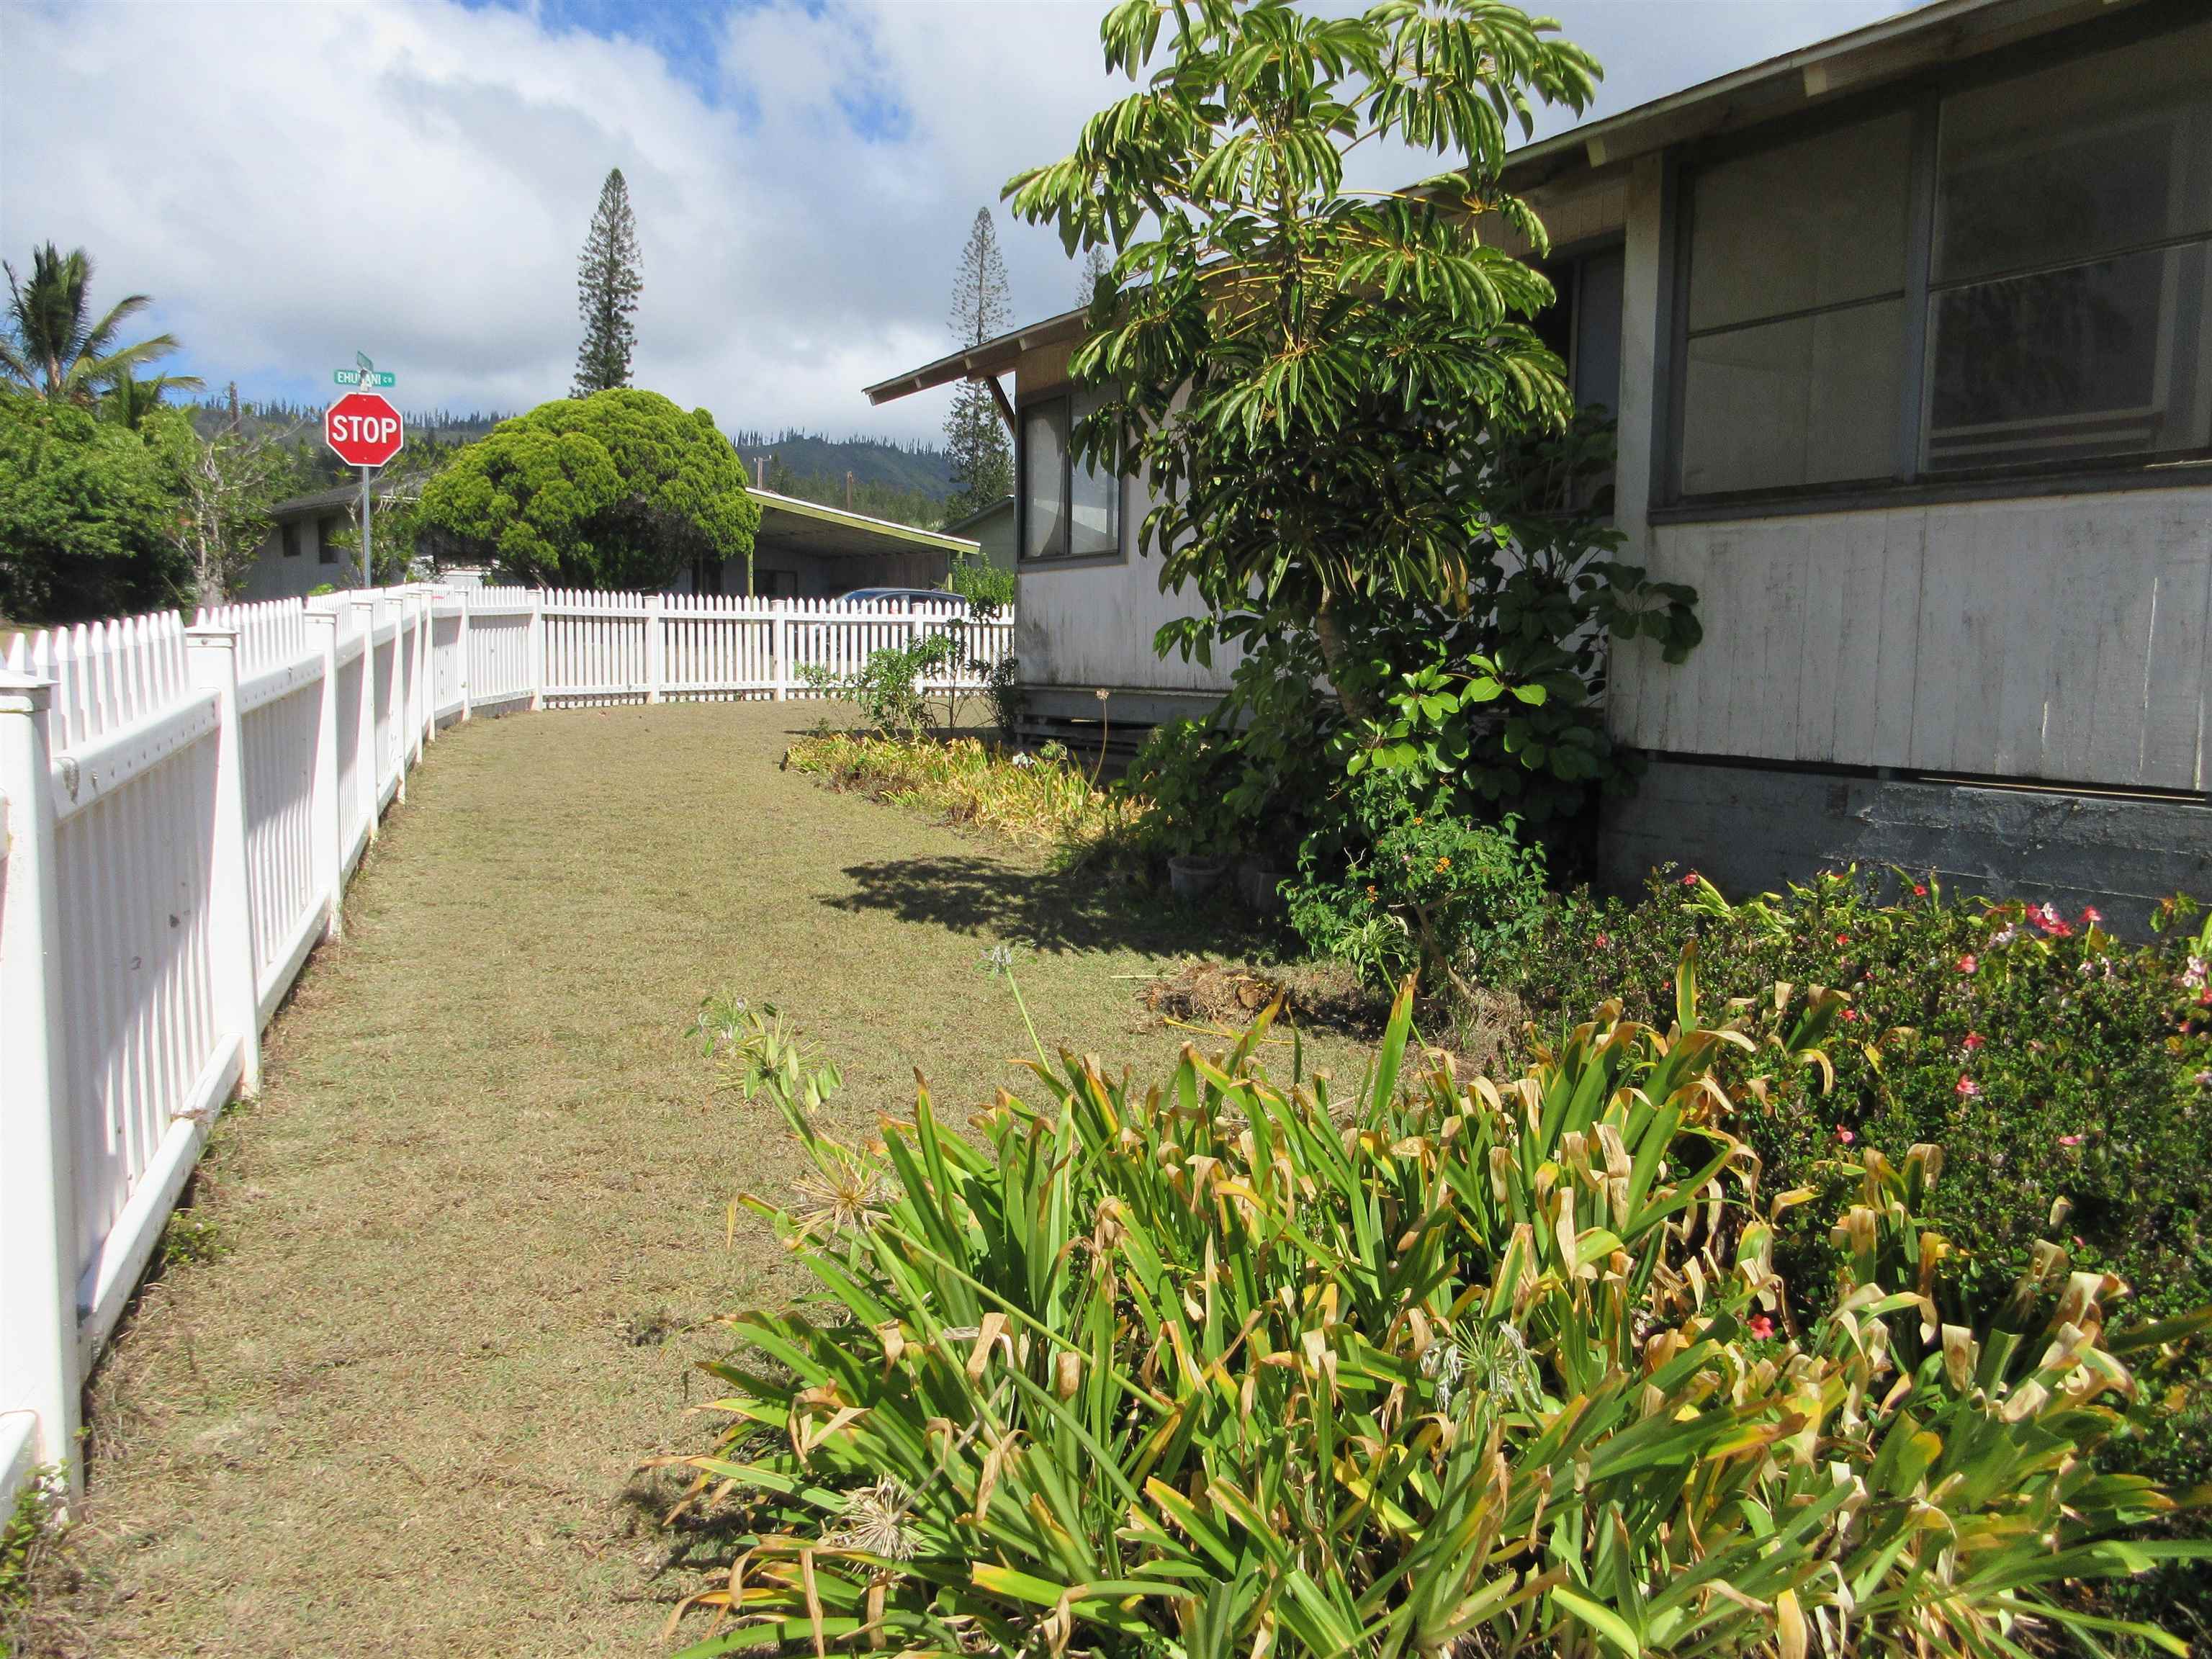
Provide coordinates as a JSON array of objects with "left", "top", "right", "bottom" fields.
[
  {"left": 942, "top": 207, "right": 1012, "bottom": 521},
  {"left": 572, "top": 168, "right": 642, "bottom": 396}
]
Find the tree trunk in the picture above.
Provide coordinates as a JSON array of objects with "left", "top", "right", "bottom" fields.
[{"left": 1312, "top": 601, "right": 1380, "bottom": 727}]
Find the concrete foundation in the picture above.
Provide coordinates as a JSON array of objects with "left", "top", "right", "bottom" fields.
[{"left": 1599, "top": 757, "right": 2211, "bottom": 935}]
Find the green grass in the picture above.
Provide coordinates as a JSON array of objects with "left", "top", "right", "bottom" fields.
[{"left": 42, "top": 700, "right": 1365, "bottom": 1658}]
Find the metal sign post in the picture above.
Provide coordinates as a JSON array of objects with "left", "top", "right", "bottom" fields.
[{"left": 324, "top": 356, "right": 403, "bottom": 588}]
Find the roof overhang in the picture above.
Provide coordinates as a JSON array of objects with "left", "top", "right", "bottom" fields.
[
  {"left": 751, "top": 488, "right": 978, "bottom": 559},
  {"left": 1501, "top": 0, "right": 2144, "bottom": 191},
  {"left": 864, "top": 308, "right": 1087, "bottom": 406},
  {"left": 863, "top": 0, "right": 2153, "bottom": 403}
]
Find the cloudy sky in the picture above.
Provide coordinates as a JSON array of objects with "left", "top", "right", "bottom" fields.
[{"left": 2, "top": 0, "right": 1914, "bottom": 446}]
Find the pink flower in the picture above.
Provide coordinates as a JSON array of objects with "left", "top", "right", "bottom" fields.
[
  {"left": 1835, "top": 932, "right": 1850, "bottom": 947},
  {"left": 2029, "top": 902, "right": 2074, "bottom": 938},
  {"left": 2059, "top": 1134, "right": 2082, "bottom": 1148},
  {"left": 1748, "top": 1315, "right": 1776, "bottom": 1341},
  {"left": 1841, "top": 1007, "right": 1859, "bottom": 1022},
  {"left": 1835, "top": 1125, "right": 1856, "bottom": 1146},
  {"left": 2182, "top": 956, "right": 2208, "bottom": 990},
  {"left": 2080, "top": 907, "right": 2102, "bottom": 925},
  {"left": 1594, "top": 932, "right": 1611, "bottom": 949},
  {"left": 1957, "top": 953, "right": 1978, "bottom": 975},
  {"left": 1962, "top": 1032, "right": 1985, "bottom": 1051},
  {"left": 2195, "top": 1071, "right": 2212, "bottom": 1087},
  {"left": 1956, "top": 1076, "right": 1980, "bottom": 1099},
  {"left": 1681, "top": 872, "right": 1700, "bottom": 888},
  {"left": 1912, "top": 883, "right": 1928, "bottom": 898}
]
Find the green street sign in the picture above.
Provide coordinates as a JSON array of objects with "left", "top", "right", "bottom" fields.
[{"left": 333, "top": 369, "right": 397, "bottom": 388}]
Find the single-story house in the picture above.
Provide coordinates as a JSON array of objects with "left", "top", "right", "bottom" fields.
[
  {"left": 864, "top": 0, "right": 2212, "bottom": 926},
  {"left": 674, "top": 488, "right": 979, "bottom": 598},
  {"left": 239, "top": 482, "right": 400, "bottom": 601},
  {"left": 941, "top": 495, "right": 1017, "bottom": 572},
  {"left": 244, "top": 482, "right": 979, "bottom": 603}
]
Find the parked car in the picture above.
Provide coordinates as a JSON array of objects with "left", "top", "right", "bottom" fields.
[{"left": 830, "top": 587, "right": 959, "bottom": 608}]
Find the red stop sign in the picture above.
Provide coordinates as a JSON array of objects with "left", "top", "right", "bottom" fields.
[{"left": 325, "top": 392, "right": 405, "bottom": 467}]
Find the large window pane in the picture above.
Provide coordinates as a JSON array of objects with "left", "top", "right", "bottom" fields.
[
  {"left": 1681, "top": 300, "right": 1903, "bottom": 494},
  {"left": 1069, "top": 452, "right": 1120, "bottom": 558},
  {"left": 1936, "top": 20, "right": 2212, "bottom": 284},
  {"left": 1022, "top": 400, "right": 1068, "bottom": 560},
  {"left": 1926, "top": 243, "right": 2211, "bottom": 470},
  {"left": 1689, "top": 112, "right": 1913, "bottom": 331}
]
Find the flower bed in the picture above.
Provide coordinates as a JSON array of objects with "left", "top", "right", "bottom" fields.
[
  {"left": 662, "top": 974, "right": 2207, "bottom": 1657},
  {"left": 784, "top": 732, "right": 1145, "bottom": 858}
]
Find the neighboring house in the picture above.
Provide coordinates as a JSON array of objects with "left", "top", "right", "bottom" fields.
[
  {"left": 941, "top": 495, "right": 1016, "bottom": 572},
  {"left": 674, "top": 488, "right": 979, "bottom": 598},
  {"left": 866, "top": 0, "right": 2212, "bottom": 924},
  {"left": 244, "top": 482, "right": 977, "bottom": 602},
  {"left": 239, "top": 482, "right": 400, "bottom": 601}
]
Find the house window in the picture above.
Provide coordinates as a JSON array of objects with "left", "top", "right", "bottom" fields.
[
  {"left": 1678, "top": 111, "right": 1915, "bottom": 495},
  {"left": 1535, "top": 244, "right": 1625, "bottom": 418},
  {"left": 1925, "top": 30, "right": 2212, "bottom": 471},
  {"left": 281, "top": 520, "right": 301, "bottom": 558},
  {"left": 318, "top": 515, "right": 341, "bottom": 564},
  {"left": 1020, "top": 392, "right": 1120, "bottom": 562},
  {"left": 1668, "top": 14, "right": 2212, "bottom": 504},
  {"left": 1534, "top": 243, "right": 1627, "bottom": 510}
]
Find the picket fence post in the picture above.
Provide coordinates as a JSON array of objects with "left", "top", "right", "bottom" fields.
[
  {"left": 385, "top": 601, "right": 408, "bottom": 805},
  {"left": 644, "top": 593, "right": 666, "bottom": 703},
  {"left": 349, "top": 595, "right": 381, "bottom": 841},
  {"left": 772, "top": 605, "right": 789, "bottom": 701},
  {"left": 303, "top": 609, "right": 345, "bottom": 943},
  {"left": 0, "top": 666, "right": 82, "bottom": 1495},
  {"left": 457, "top": 591, "right": 473, "bottom": 724},
  {"left": 185, "top": 625, "right": 262, "bottom": 1097},
  {"left": 529, "top": 591, "right": 547, "bottom": 711},
  {"left": 416, "top": 593, "right": 436, "bottom": 749}
]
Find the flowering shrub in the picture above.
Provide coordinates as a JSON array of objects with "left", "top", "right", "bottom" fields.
[
  {"left": 657, "top": 974, "right": 2206, "bottom": 1657},
  {"left": 1283, "top": 773, "right": 1547, "bottom": 997},
  {"left": 1502, "top": 872, "right": 2212, "bottom": 1643}
]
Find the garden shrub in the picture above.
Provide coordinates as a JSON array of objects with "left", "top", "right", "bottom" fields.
[
  {"left": 1499, "top": 871, "right": 2212, "bottom": 1644},
  {"left": 1285, "top": 772, "right": 1548, "bottom": 999},
  {"left": 1120, "top": 718, "right": 1249, "bottom": 861},
  {"left": 660, "top": 974, "right": 2206, "bottom": 1658},
  {"left": 799, "top": 634, "right": 970, "bottom": 737}
]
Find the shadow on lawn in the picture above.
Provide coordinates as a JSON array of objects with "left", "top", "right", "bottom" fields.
[{"left": 824, "top": 854, "right": 1260, "bottom": 958}]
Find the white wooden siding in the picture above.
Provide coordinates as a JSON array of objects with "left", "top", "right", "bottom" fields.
[
  {"left": 1609, "top": 487, "right": 2212, "bottom": 791},
  {"left": 1015, "top": 341, "right": 1234, "bottom": 696}
]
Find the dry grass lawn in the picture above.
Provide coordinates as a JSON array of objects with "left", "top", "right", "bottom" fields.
[{"left": 30, "top": 701, "right": 1364, "bottom": 1659}]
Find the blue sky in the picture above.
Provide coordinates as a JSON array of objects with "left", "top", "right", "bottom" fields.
[{"left": 2, "top": 0, "right": 1916, "bottom": 444}]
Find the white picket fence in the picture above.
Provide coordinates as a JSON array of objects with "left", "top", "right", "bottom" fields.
[{"left": 0, "top": 585, "right": 1007, "bottom": 1501}]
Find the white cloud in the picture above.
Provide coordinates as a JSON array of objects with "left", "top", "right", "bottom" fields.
[{"left": 2, "top": 0, "right": 1911, "bottom": 445}]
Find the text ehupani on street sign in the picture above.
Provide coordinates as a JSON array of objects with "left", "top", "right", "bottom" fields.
[{"left": 333, "top": 369, "right": 397, "bottom": 387}]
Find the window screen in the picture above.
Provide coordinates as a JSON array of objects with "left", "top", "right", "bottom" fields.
[
  {"left": 1022, "top": 400, "right": 1069, "bottom": 560},
  {"left": 1069, "top": 390, "right": 1120, "bottom": 557},
  {"left": 1021, "top": 393, "right": 1120, "bottom": 561},
  {"left": 318, "top": 516, "right": 341, "bottom": 564},
  {"left": 282, "top": 521, "right": 301, "bottom": 558},
  {"left": 1925, "top": 21, "right": 2212, "bottom": 471},
  {"left": 1678, "top": 111, "right": 1914, "bottom": 495}
]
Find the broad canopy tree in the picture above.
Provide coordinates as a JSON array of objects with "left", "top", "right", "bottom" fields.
[
  {"left": 416, "top": 389, "right": 759, "bottom": 591},
  {"left": 0, "top": 398, "right": 193, "bottom": 622},
  {"left": 1005, "top": 0, "right": 1695, "bottom": 760}
]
